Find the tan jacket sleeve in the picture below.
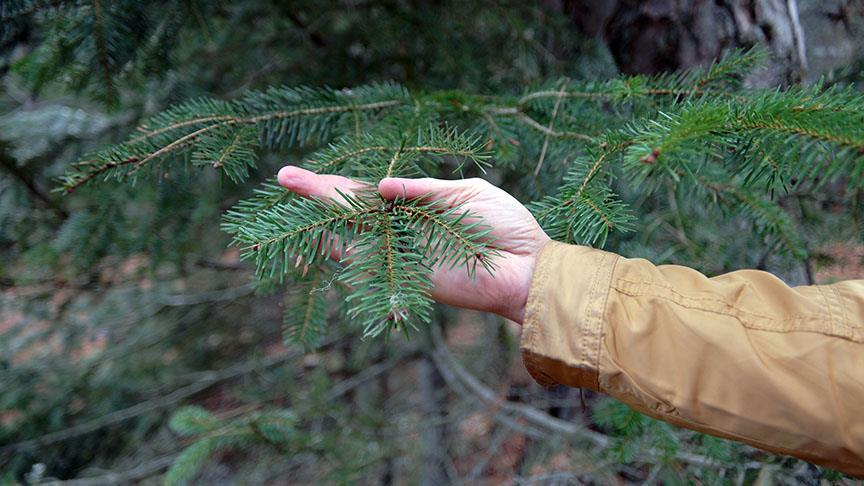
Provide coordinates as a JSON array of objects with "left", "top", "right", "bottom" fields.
[{"left": 520, "top": 241, "right": 864, "bottom": 477}]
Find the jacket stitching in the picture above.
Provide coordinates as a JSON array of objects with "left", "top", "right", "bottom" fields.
[
  {"left": 582, "top": 248, "right": 604, "bottom": 371},
  {"left": 612, "top": 278, "right": 861, "bottom": 342},
  {"left": 593, "top": 253, "right": 620, "bottom": 385},
  {"left": 615, "top": 278, "right": 829, "bottom": 321},
  {"left": 816, "top": 285, "right": 835, "bottom": 336},
  {"left": 831, "top": 285, "right": 849, "bottom": 330}
]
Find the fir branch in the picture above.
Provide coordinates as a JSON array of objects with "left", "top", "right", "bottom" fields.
[
  {"left": 517, "top": 48, "right": 762, "bottom": 106},
  {"left": 533, "top": 139, "right": 629, "bottom": 219},
  {"left": 283, "top": 268, "right": 330, "bottom": 349},
  {"left": 384, "top": 144, "right": 404, "bottom": 179},
  {"left": 738, "top": 119, "right": 864, "bottom": 152},
  {"left": 225, "top": 187, "right": 496, "bottom": 338},
  {"left": 693, "top": 174, "right": 806, "bottom": 258},
  {"left": 341, "top": 210, "right": 434, "bottom": 337},
  {"left": 191, "top": 125, "right": 258, "bottom": 182},
  {"left": 228, "top": 191, "right": 378, "bottom": 280},
  {"left": 689, "top": 47, "right": 766, "bottom": 91},
  {"left": 303, "top": 126, "right": 491, "bottom": 179},
  {"left": 534, "top": 80, "right": 570, "bottom": 176},
  {"left": 396, "top": 201, "right": 498, "bottom": 277},
  {"left": 485, "top": 107, "right": 593, "bottom": 141},
  {"left": 59, "top": 83, "right": 410, "bottom": 192},
  {"left": 530, "top": 137, "right": 635, "bottom": 246},
  {"left": 221, "top": 180, "right": 292, "bottom": 230}
]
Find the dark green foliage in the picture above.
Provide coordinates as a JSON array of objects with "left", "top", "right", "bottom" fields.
[
  {"left": 166, "top": 406, "right": 301, "bottom": 485},
  {"left": 57, "top": 48, "right": 864, "bottom": 343},
  {"left": 3, "top": 0, "right": 205, "bottom": 105},
  {"left": 224, "top": 188, "right": 496, "bottom": 337},
  {"left": 529, "top": 140, "right": 635, "bottom": 246}
]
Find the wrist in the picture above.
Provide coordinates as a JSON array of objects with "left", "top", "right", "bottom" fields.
[{"left": 499, "top": 239, "right": 550, "bottom": 325}]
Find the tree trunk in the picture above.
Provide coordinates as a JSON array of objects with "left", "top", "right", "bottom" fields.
[{"left": 562, "top": 0, "right": 810, "bottom": 85}]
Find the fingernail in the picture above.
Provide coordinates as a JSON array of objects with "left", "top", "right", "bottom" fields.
[{"left": 277, "top": 166, "right": 303, "bottom": 186}]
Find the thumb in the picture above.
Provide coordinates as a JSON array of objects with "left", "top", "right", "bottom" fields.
[{"left": 378, "top": 177, "right": 457, "bottom": 201}]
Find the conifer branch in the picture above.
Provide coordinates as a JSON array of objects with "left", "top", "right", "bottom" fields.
[
  {"left": 298, "top": 272, "right": 323, "bottom": 340},
  {"left": 59, "top": 83, "right": 410, "bottom": 192},
  {"left": 486, "top": 108, "right": 593, "bottom": 141},
  {"left": 384, "top": 145, "right": 403, "bottom": 179},
  {"left": 341, "top": 210, "right": 434, "bottom": 337},
  {"left": 221, "top": 180, "right": 292, "bottom": 229},
  {"left": 396, "top": 202, "right": 498, "bottom": 277},
  {"left": 739, "top": 119, "right": 864, "bottom": 153},
  {"left": 58, "top": 47, "right": 864, "bottom": 342},
  {"left": 224, "top": 189, "right": 496, "bottom": 337},
  {"left": 693, "top": 174, "right": 806, "bottom": 258},
  {"left": 303, "top": 127, "right": 490, "bottom": 178},
  {"left": 518, "top": 48, "right": 762, "bottom": 106},
  {"left": 282, "top": 268, "right": 331, "bottom": 348}
]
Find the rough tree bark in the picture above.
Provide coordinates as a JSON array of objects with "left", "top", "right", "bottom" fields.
[{"left": 560, "top": 0, "right": 864, "bottom": 84}]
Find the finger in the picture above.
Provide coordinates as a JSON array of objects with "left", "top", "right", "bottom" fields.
[
  {"left": 277, "top": 166, "right": 367, "bottom": 265},
  {"left": 278, "top": 165, "right": 367, "bottom": 201},
  {"left": 378, "top": 177, "right": 464, "bottom": 201}
]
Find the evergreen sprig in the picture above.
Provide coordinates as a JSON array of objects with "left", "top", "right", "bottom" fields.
[
  {"left": 529, "top": 141, "right": 635, "bottom": 246},
  {"left": 224, "top": 189, "right": 497, "bottom": 339},
  {"left": 283, "top": 268, "right": 332, "bottom": 349}
]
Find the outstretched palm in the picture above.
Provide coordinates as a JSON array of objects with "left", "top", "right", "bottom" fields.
[{"left": 277, "top": 166, "right": 550, "bottom": 323}]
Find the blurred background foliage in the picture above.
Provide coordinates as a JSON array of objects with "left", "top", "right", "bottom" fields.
[{"left": 1, "top": 0, "right": 863, "bottom": 484}]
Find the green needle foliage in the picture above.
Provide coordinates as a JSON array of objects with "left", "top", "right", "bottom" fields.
[
  {"left": 223, "top": 187, "right": 496, "bottom": 339},
  {"left": 2, "top": 0, "right": 207, "bottom": 105},
  {"left": 58, "top": 47, "right": 864, "bottom": 346},
  {"left": 165, "top": 406, "right": 306, "bottom": 486}
]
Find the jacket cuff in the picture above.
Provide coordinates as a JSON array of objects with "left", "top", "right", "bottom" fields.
[{"left": 519, "top": 241, "right": 619, "bottom": 390}]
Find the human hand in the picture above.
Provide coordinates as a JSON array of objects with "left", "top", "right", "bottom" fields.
[{"left": 277, "top": 166, "right": 550, "bottom": 324}]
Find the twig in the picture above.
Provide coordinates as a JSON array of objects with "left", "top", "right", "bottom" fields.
[
  {"left": 534, "top": 80, "right": 568, "bottom": 177},
  {"left": 464, "top": 424, "right": 511, "bottom": 484},
  {"left": 429, "top": 326, "right": 608, "bottom": 447},
  {"left": 787, "top": 0, "right": 807, "bottom": 71},
  {"left": 326, "top": 350, "right": 420, "bottom": 401},
  {"left": 156, "top": 282, "right": 255, "bottom": 306},
  {"left": 194, "top": 258, "right": 248, "bottom": 271}
]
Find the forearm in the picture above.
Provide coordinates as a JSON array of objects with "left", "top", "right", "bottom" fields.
[{"left": 520, "top": 241, "right": 864, "bottom": 477}]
